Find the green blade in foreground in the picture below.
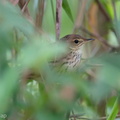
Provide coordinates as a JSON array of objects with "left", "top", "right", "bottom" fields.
[
  {"left": 62, "top": 0, "right": 74, "bottom": 23},
  {"left": 107, "top": 97, "right": 119, "bottom": 120}
]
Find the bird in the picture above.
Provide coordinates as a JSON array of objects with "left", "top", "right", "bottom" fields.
[
  {"left": 51, "top": 34, "right": 94, "bottom": 120},
  {"left": 24, "top": 34, "right": 94, "bottom": 80},
  {"left": 22, "top": 34, "right": 94, "bottom": 120},
  {"left": 52, "top": 34, "right": 94, "bottom": 71}
]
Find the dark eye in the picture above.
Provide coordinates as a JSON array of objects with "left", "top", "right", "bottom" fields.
[{"left": 74, "top": 39, "right": 79, "bottom": 44}]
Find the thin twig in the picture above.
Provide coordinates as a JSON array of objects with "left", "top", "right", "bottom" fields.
[
  {"left": 18, "top": 0, "right": 33, "bottom": 23},
  {"left": 96, "top": 0, "right": 111, "bottom": 22},
  {"left": 96, "top": 0, "right": 117, "bottom": 38},
  {"left": 35, "top": 0, "right": 45, "bottom": 28},
  {"left": 80, "top": 26, "right": 111, "bottom": 48},
  {"left": 21, "top": 0, "right": 30, "bottom": 13},
  {"left": 70, "top": 114, "right": 120, "bottom": 120},
  {"left": 73, "top": 0, "right": 88, "bottom": 33},
  {"left": 56, "top": 0, "right": 63, "bottom": 40}
]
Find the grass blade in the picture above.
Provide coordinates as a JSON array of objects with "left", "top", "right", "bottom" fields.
[
  {"left": 107, "top": 97, "right": 119, "bottom": 120},
  {"left": 62, "top": 0, "right": 73, "bottom": 23}
]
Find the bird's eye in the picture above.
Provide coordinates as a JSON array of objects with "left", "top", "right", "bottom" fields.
[{"left": 74, "top": 40, "right": 79, "bottom": 44}]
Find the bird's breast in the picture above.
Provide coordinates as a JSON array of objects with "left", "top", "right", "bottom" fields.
[{"left": 62, "top": 51, "right": 82, "bottom": 70}]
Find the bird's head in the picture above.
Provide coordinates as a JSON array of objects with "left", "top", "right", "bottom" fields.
[{"left": 61, "top": 34, "right": 94, "bottom": 50}]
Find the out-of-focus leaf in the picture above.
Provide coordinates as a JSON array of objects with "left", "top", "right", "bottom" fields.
[
  {"left": 106, "top": 97, "right": 117, "bottom": 116},
  {"left": 33, "top": 0, "right": 39, "bottom": 9},
  {"left": 116, "top": 1, "right": 120, "bottom": 20},
  {"left": 107, "top": 97, "right": 118, "bottom": 120},
  {"left": 50, "top": 0, "right": 55, "bottom": 23},
  {"left": 94, "top": 54, "right": 120, "bottom": 84},
  {"left": 18, "top": 36, "right": 67, "bottom": 69},
  {"left": 108, "top": 31, "right": 119, "bottom": 47},
  {"left": 99, "top": 0, "right": 114, "bottom": 19},
  {"left": 0, "top": 68, "right": 19, "bottom": 113},
  {"left": 62, "top": 0, "right": 73, "bottom": 23},
  {"left": 114, "top": 20, "right": 120, "bottom": 44},
  {"left": 0, "top": 1, "right": 34, "bottom": 35},
  {"left": 0, "top": 1, "right": 34, "bottom": 72},
  {"left": 89, "top": 54, "right": 120, "bottom": 102}
]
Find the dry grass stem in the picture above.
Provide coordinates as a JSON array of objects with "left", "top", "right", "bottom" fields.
[
  {"left": 73, "top": 0, "right": 88, "bottom": 33},
  {"left": 56, "top": 0, "right": 62, "bottom": 40}
]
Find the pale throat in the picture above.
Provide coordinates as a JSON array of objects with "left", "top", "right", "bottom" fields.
[{"left": 73, "top": 46, "right": 83, "bottom": 55}]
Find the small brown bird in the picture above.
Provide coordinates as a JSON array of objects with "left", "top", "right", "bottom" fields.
[
  {"left": 53, "top": 34, "right": 94, "bottom": 119},
  {"left": 22, "top": 34, "right": 94, "bottom": 120},
  {"left": 24, "top": 34, "right": 94, "bottom": 79},
  {"left": 53, "top": 34, "right": 94, "bottom": 70}
]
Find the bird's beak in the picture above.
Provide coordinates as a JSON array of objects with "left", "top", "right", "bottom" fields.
[{"left": 85, "top": 38, "right": 95, "bottom": 42}]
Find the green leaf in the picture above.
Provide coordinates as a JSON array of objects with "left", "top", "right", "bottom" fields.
[
  {"left": 0, "top": 1, "right": 34, "bottom": 36},
  {"left": 62, "top": 0, "right": 74, "bottom": 23},
  {"left": 0, "top": 68, "right": 19, "bottom": 113},
  {"left": 107, "top": 97, "right": 119, "bottom": 120},
  {"left": 50, "top": 0, "right": 55, "bottom": 23}
]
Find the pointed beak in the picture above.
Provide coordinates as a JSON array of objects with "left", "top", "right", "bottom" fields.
[{"left": 85, "top": 38, "right": 95, "bottom": 42}]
